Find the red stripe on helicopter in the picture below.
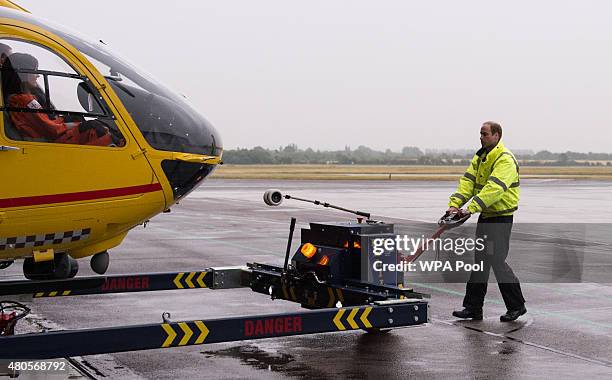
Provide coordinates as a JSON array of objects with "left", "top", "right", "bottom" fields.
[{"left": 0, "top": 183, "right": 163, "bottom": 208}]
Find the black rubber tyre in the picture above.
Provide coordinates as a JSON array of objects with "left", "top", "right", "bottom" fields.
[
  {"left": 23, "top": 257, "right": 49, "bottom": 280},
  {"left": 22, "top": 253, "right": 78, "bottom": 280},
  {"left": 90, "top": 251, "right": 110, "bottom": 275},
  {"left": 53, "top": 253, "right": 72, "bottom": 279},
  {"left": 67, "top": 255, "right": 79, "bottom": 278}
]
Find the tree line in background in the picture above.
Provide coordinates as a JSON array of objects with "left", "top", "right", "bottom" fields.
[{"left": 222, "top": 145, "right": 612, "bottom": 166}]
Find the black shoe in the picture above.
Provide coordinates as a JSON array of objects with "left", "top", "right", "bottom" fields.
[
  {"left": 452, "top": 308, "right": 483, "bottom": 320},
  {"left": 500, "top": 307, "right": 527, "bottom": 322}
]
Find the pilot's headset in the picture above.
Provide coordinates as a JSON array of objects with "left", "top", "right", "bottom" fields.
[
  {"left": 4, "top": 53, "right": 51, "bottom": 109},
  {"left": 5, "top": 53, "right": 39, "bottom": 90}
]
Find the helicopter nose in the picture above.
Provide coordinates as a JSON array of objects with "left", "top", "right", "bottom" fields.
[
  {"left": 160, "top": 123, "right": 222, "bottom": 202},
  {"left": 161, "top": 156, "right": 220, "bottom": 202}
]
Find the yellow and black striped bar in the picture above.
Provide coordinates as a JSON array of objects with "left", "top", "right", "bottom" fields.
[
  {"left": 0, "top": 300, "right": 428, "bottom": 359},
  {"left": 0, "top": 267, "right": 246, "bottom": 298},
  {"left": 332, "top": 306, "right": 374, "bottom": 330}
]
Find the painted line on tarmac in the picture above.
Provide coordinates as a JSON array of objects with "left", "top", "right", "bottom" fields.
[
  {"left": 412, "top": 282, "right": 612, "bottom": 330},
  {"left": 433, "top": 318, "right": 612, "bottom": 369}
]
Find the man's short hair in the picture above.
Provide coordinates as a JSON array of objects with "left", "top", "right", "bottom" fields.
[{"left": 484, "top": 121, "right": 502, "bottom": 139}]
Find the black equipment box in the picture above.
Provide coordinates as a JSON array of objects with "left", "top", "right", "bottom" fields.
[{"left": 295, "top": 222, "right": 402, "bottom": 286}]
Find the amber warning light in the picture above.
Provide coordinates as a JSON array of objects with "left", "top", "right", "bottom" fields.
[
  {"left": 317, "top": 255, "right": 330, "bottom": 266},
  {"left": 300, "top": 243, "right": 317, "bottom": 259}
]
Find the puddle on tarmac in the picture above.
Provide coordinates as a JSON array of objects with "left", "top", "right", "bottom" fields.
[{"left": 201, "top": 345, "right": 330, "bottom": 378}]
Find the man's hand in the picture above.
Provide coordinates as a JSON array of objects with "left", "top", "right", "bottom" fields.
[
  {"left": 447, "top": 206, "right": 459, "bottom": 214},
  {"left": 458, "top": 208, "right": 471, "bottom": 217}
]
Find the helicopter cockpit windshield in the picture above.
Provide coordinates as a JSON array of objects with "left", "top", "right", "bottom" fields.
[
  {"left": 0, "top": 8, "right": 222, "bottom": 157},
  {"left": 78, "top": 48, "right": 222, "bottom": 157}
]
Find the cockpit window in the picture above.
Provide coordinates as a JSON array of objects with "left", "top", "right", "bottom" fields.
[
  {"left": 0, "top": 39, "right": 125, "bottom": 147},
  {"left": 81, "top": 49, "right": 222, "bottom": 156},
  {"left": 0, "top": 8, "right": 222, "bottom": 156},
  {"left": 0, "top": 38, "right": 75, "bottom": 74}
]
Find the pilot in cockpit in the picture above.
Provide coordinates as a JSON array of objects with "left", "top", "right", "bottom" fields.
[{"left": 2, "top": 52, "right": 121, "bottom": 146}]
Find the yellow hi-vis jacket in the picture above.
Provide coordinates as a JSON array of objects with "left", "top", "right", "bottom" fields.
[{"left": 448, "top": 141, "right": 520, "bottom": 218}]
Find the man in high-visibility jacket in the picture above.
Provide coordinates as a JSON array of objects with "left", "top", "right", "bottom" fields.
[{"left": 449, "top": 121, "right": 526, "bottom": 322}]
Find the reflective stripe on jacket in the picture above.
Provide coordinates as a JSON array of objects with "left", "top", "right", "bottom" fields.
[{"left": 448, "top": 141, "right": 520, "bottom": 218}]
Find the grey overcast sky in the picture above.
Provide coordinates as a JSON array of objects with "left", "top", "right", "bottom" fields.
[{"left": 16, "top": 0, "right": 612, "bottom": 152}]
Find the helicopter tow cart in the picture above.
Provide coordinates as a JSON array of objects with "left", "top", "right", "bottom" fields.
[
  {"left": 0, "top": 264, "right": 428, "bottom": 359},
  {"left": 0, "top": 192, "right": 433, "bottom": 360}
]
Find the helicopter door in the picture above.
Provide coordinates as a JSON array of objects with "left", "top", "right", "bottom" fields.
[{"left": 0, "top": 39, "right": 157, "bottom": 222}]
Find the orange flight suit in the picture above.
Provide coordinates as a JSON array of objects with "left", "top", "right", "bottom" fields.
[{"left": 8, "top": 93, "right": 112, "bottom": 146}]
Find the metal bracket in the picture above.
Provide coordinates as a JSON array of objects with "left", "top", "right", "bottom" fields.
[{"left": 210, "top": 266, "right": 249, "bottom": 289}]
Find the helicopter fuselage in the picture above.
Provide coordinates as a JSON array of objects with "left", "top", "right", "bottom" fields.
[{"left": 0, "top": 5, "right": 222, "bottom": 278}]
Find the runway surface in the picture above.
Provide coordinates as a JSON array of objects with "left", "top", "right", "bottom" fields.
[{"left": 3, "top": 179, "right": 612, "bottom": 379}]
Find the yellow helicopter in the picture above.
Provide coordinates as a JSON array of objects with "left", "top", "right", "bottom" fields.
[{"left": 0, "top": 1, "right": 222, "bottom": 279}]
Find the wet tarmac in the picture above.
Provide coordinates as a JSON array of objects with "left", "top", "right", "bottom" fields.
[{"left": 3, "top": 179, "right": 612, "bottom": 379}]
